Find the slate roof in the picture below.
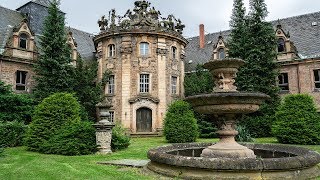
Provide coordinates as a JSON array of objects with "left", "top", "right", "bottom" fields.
[
  {"left": 0, "top": 6, "right": 24, "bottom": 53},
  {"left": 0, "top": 4, "right": 95, "bottom": 60},
  {"left": 31, "top": 0, "right": 52, "bottom": 7},
  {"left": 185, "top": 11, "right": 320, "bottom": 72}
]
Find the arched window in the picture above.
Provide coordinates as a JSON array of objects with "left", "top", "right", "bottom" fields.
[
  {"left": 108, "top": 44, "right": 116, "bottom": 57},
  {"left": 19, "top": 33, "right": 28, "bottom": 49},
  {"left": 278, "top": 38, "right": 286, "bottom": 53},
  {"left": 140, "top": 42, "right": 149, "bottom": 56},
  {"left": 172, "top": 46, "right": 177, "bottom": 59},
  {"left": 218, "top": 48, "right": 225, "bottom": 59}
]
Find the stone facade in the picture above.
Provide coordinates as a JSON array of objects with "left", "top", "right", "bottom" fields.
[{"left": 94, "top": 0, "right": 188, "bottom": 134}]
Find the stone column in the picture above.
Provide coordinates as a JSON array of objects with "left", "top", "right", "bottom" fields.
[{"left": 93, "top": 120, "right": 115, "bottom": 154}]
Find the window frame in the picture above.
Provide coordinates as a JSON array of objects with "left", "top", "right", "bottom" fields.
[
  {"left": 108, "top": 44, "right": 116, "bottom": 57},
  {"left": 314, "top": 69, "right": 320, "bottom": 89},
  {"left": 109, "top": 111, "right": 114, "bottom": 122},
  {"left": 171, "top": 76, "right": 178, "bottom": 94},
  {"left": 107, "top": 75, "right": 115, "bottom": 94},
  {"left": 19, "top": 33, "right": 28, "bottom": 49},
  {"left": 139, "top": 42, "right": 149, "bottom": 56},
  {"left": 278, "top": 73, "right": 289, "bottom": 91},
  {"left": 218, "top": 48, "right": 225, "bottom": 59},
  {"left": 277, "top": 38, "right": 286, "bottom": 53},
  {"left": 16, "top": 70, "right": 27, "bottom": 91},
  {"left": 139, "top": 74, "right": 150, "bottom": 93},
  {"left": 172, "top": 46, "right": 177, "bottom": 59}
]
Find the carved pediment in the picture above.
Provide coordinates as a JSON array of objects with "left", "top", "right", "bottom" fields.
[{"left": 128, "top": 94, "right": 160, "bottom": 104}]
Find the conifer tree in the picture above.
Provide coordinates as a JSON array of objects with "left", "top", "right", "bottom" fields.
[
  {"left": 33, "top": 0, "right": 75, "bottom": 101},
  {"left": 229, "top": 0, "right": 280, "bottom": 137}
]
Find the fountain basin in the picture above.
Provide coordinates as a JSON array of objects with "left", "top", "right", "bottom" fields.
[
  {"left": 185, "top": 92, "right": 270, "bottom": 114},
  {"left": 147, "top": 143, "right": 320, "bottom": 179}
]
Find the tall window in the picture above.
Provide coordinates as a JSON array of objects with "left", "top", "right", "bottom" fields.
[
  {"left": 172, "top": 46, "right": 177, "bottom": 59},
  {"left": 108, "top": 44, "right": 116, "bottom": 57},
  {"left": 171, "top": 76, "right": 177, "bottom": 94},
  {"left": 16, "top": 71, "right": 27, "bottom": 91},
  {"left": 109, "top": 111, "right": 114, "bottom": 122},
  {"left": 218, "top": 48, "right": 225, "bottom": 59},
  {"left": 140, "top": 74, "right": 149, "bottom": 93},
  {"left": 278, "top": 38, "right": 285, "bottom": 53},
  {"left": 314, "top": 70, "right": 320, "bottom": 89},
  {"left": 278, "top": 73, "right": 289, "bottom": 91},
  {"left": 107, "top": 75, "right": 115, "bottom": 94},
  {"left": 19, "top": 33, "right": 28, "bottom": 49},
  {"left": 140, "top": 42, "right": 149, "bottom": 56}
]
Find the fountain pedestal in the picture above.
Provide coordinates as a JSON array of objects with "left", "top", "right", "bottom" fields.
[{"left": 201, "top": 114, "right": 255, "bottom": 158}]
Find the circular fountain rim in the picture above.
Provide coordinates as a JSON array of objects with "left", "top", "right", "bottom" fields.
[
  {"left": 185, "top": 91, "right": 270, "bottom": 100},
  {"left": 147, "top": 142, "right": 320, "bottom": 171}
]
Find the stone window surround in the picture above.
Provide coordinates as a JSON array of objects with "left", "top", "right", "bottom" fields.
[
  {"left": 171, "top": 76, "right": 178, "bottom": 95},
  {"left": 277, "top": 38, "right": 286, "bottom": 53},
  {"left": 15, "top": 70, "right": 28, "bottom": 91},
  {"left": 19, "top": 33, "right": 29, "bottom": 50},
  {"left": 139, "top": 73, "right": 150, "bottom": 93},
  {"left": 108, "top": 44, "right": 116, "bottom": 57},
  {"left": 171, "top": 46, "right": 177, "bottom": 59},
  {"left": 139, "top": 42, "right": 150, "bottom": 57},
  {"left": 313, "top": 69, "right": 320, "bottom": 90},
  {"left": 106, "top": 75, "right": 115, "bottom": 95},
  {"left": 278, "top": 72, "right": 289, "bottom": 91},
  {"left": 218, "top": 48, "right": 225, "bottom": 60}
]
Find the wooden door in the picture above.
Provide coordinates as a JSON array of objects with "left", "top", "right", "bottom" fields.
[{"left": 136, "top": 108, "right": 152, "bottom": 132}]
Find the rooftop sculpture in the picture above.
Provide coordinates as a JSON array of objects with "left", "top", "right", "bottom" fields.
[{"left": 97, "top": 0, "right": 185, "bottom": 35}]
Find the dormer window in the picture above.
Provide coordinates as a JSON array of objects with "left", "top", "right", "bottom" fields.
[
  {"left": 108, "top": 44, "right": 116, "bottom": 57},
  {"left": 218, "top": 48, "right": 225, "bottom": 59},
  {"left": 172, "top": 46, "right": 177, "bottom": 59},
  {"left": 19, "top": 33, "right": 28, "bottom": 49},
  {"left": 278, "top": 38, "right": 286, "bottom": 53},
  {"left": 140, "top": 42, "right": 149, "bottom": 56}
]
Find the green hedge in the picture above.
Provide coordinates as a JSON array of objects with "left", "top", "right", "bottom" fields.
[
  {"left": 239, "top": 114, "right": 274, "bottom": 138},
  {"left": 0, "top": 121, "right": 27, "bottom": 147},
  {"left": 164, "top": 100, "right": 198, "bottom": 143},
  {"left": 111, "top": 123, "right": 131, "bottom": 151},
  {"left": 272, "top": 94, "right": 320, "bottom": 145},
  {"left": 42, "top": 121, "right": 97, "bottom": 156}
]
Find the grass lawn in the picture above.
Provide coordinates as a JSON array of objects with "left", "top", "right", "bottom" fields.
[{"left": 0, "top": 137, "right": 319, "bottom": 180}]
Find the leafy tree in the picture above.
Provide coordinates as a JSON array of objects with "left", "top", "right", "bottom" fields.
[
  {"left": 74, "top": 58, "right": 102, "bottom": 121},
  {"left": 164, "top": 100, "right": 198, "bottom": 143},
  {"left": 33, "top": 0, "right": 75, "bottom": 101},
  {"left": 0, "top": 81, "right": 33, "bottom": 123},
  {"left": 228, "top": 0, "right": 280, "bottom": 137},
  {"left": 273, "top": 94, "right": 320, "bottom": 145},
  {"left": 184, "top": 65, "right": 214, "bottom": 97}
]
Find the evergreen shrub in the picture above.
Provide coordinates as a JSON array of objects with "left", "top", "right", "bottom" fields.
[
  {"left": 236, "top": 124, "right": 254, "bottom": 142},
  {"left": 272, "top": 94, "right": 320, "bottom": 145},
  {"left": 0, "top": 121, "right": 27, "bottom": 147},
  {"left": 164, "top": 100, "right": 198, "bottom": 143},
  {"left": 239, "top": 115, "right": 273, "bottom": 137},
  {"left": 196, "top": 113, "right": 217, "bottom": 138},
  {"left": 111, "top": 123, "right": 131, "bottom": 151},
  {"left": 42, "top": 121, "right": 97, "bottom": 156},
  {"left": 24, "top": 92, "right": 81, "bottom": 152}
]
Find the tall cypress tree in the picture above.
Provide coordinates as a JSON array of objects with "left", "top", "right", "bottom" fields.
[
  {"left": 229, "top": 0, "right": 280, "bottom": 137},
  {"left": 33, "top": 0, "right": 75, "bottom": 101},
  {"left": 228, "top": 0, "right": 246, "bottom": 58}
]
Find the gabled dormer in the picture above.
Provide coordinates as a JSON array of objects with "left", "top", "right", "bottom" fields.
[
  {"left": 275, "top": 22, "right": 298, "bottom": 61},
  {"left": 4, "top": 19, "right": 37, "bottom": 61},
  {"left": 67, "top": 31, "right": 79, "bottom": 65},
  {"left": 212, "top": 34, "right": 228, "bottom": 60}
]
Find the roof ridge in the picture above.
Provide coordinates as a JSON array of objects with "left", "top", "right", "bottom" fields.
[{"left": 272, "top": 11, "right": 320, "bottom": 24}]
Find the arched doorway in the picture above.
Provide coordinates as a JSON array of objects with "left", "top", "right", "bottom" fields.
[{"left": 136, "top": 107, "right": 152, "bottom": 132}]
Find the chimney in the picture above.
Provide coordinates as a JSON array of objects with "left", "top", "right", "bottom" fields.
[{"left": 199, "top": 24, "right": 205, "bottom": 49}]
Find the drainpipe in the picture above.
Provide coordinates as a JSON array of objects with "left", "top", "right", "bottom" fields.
[{"left": 297, "top": 64, "right": 301, "bottom": 93}]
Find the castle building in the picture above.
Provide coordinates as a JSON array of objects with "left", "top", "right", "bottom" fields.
[
  {"left": 94, "top": 1, "right": 187, "bottom": 134},
  {"left": 185, "top": 12, "right": 320, "bottom": 108},
  {"left": 0, "top": 0, "right": 95, "bottom": 93}
]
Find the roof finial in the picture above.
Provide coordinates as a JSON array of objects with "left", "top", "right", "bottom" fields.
[{"left": 276, "top": 19, "right": 282, "bottom": 29}]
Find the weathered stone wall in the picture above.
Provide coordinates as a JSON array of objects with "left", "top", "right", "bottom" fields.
[{"left": 97, "top": 32, "right": 186, "bottom": 133}]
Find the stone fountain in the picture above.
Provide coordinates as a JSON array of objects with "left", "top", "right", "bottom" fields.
[{"left": 147, "top": 58, "right": 320, "bottom": 179}]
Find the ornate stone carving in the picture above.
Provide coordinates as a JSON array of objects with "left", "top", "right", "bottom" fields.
[{"left": 156, "top": 48, "right": 168, "bottom": 55}]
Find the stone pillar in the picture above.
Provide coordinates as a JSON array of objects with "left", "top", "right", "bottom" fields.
[{"left": 93, "top": 120, "right": 115, "bottom": 154}]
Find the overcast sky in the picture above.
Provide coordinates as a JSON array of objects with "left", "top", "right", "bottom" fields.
[{"left": 0, "top": 0, "right": 319, "bottom": 38}]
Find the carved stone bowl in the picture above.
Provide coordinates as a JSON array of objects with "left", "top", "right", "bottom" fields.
[{"left": 185, "top": 92, "right": 270, "bottom": 115}]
